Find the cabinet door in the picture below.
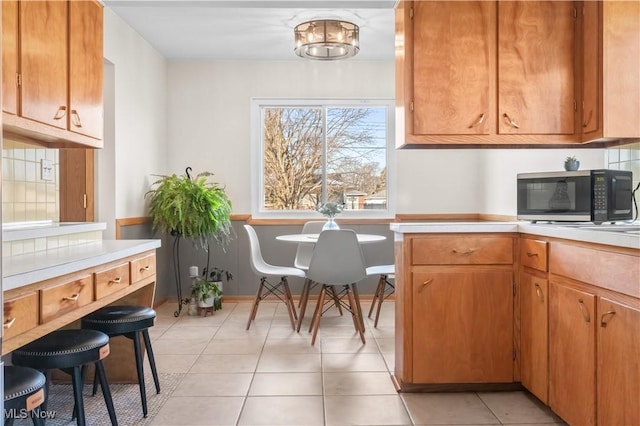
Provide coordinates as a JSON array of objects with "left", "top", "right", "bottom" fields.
[
  {"left": 20, "top": 0, "right": 68, "bottom": 129},
  {"left": 2, "top": 0, "right": 19, "bottom": 115},
  {"left": 581, "top": 1, "right": 600, "bottom": 136},
  {"left": 412, "top": 270, "right": 513, "bottom": 383},
  {"left": 520, "top": 272, "right": 548, "bottom": 403},
  {"left": 69, "top": 0, "right": 103, "bottom": 139},
  {"left": 549, "top": 282, "right": 595, "bottom": 426},
  {"left": 597, "top": 298, "right": 640, "bottom": 426},
  {"left": 412, "top": 1, "right": 493, "bottom": 135},
  {"left": 498, "top": 1, "right": 575, "bottom": 135}
]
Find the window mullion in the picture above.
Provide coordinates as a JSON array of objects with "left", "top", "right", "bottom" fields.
[{"left": 321, "top": 106, "right": 328, "bottom": 204}]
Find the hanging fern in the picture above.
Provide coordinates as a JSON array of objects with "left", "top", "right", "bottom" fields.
[{"left": 145, "top": 171, "right": 233, "bottom": 249}]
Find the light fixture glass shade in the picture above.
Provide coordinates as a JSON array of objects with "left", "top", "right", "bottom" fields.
[{"left": 294, "top": 20, "right": 359, "bottom": 60}]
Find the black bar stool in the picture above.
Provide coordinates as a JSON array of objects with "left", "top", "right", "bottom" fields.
[
  {"left": 81, "top": 305, "right": 160, "bottom": 418},
  {"left": 4, "top": 365, "right": 47, "bottom": 426},
  {"left": 11, "top": 329, "right": 117, "bottom": 426}
]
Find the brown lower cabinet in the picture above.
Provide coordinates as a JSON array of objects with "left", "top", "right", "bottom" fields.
[{"left": 548, "top": 282, "right": 596, "bottom": 426}]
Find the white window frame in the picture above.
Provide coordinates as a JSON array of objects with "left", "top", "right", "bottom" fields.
[{"left": 251, "top": 98, "right": 396, "bottom": 219}]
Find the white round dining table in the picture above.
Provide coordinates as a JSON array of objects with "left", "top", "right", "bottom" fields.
[{"left": 276, "top": 233, "right": 386, "bottom": 244}]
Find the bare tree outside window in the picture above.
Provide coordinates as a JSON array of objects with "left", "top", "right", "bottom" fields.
[{"left": 262, "top": 104, "right": 388, "bottom": 212}]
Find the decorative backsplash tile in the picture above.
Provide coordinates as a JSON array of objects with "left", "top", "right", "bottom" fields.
[
  {"left": 606, "top": 142, "right": 640, "bottom": 191},
  {"left": 2, "top": 231, "right": 103, "bottom": 258},
  {"left": 2, "top": 139, "right": 59, "bottom": 223}
]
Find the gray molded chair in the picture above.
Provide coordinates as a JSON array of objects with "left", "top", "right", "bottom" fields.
[
  {"left": 366, "top": 264, "right": 395, "bottom": 327},
  {"left": 306, "top": 229, "right": 367, "bottom": 345},
  {"left": 244, "top": 224, "right": 305, "bottom": 330}
]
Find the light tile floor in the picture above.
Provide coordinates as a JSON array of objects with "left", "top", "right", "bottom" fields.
[{"left": 147, "top": 300, "right": 565, "bottom": 426}]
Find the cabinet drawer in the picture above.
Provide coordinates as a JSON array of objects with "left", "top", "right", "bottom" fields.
[
  {"left": 94, "top": 263, "right": 130, "bottom": 300},
  {"left": 3, "top": 292, "right": 38, "bottom": 340},
  {"left": 40, "top": 276, "right": 93, "bottom": 323},
  {"left": 130, "top": 253, "right": 156, "bottom": 283},
  {"left": 412, "top": 236, "right": 513, "bottom": 265},
  {"left": 520, "top": 239, "right": 548, "bottom": 272}
]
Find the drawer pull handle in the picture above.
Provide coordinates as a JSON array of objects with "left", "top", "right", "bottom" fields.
[
  {"left": 53, "top": 106, "right": 66, "bottom": 120},
  {"left": 534, "top": 283, "right": 544, "bottom": 302},
  {"left": 109, "top": 277, "right": 122, "bottom": 285},
  {"left": 468, "top": 113, "right": 486, "bottom": 128},
  {"left": 71, "top": 109, "right": 82, "bottom": 128},
  {"left": 583, "top": 109, "right": 593, "bottom": 128},
  {"left": 526, "top": 252, "right": 538, "bottom": 257},
  {"left": 62, "top": 294, "right": 80, "bottom": 303},
  {"left": 577, "top": 299, "right": 590, "bottom": 323},
  {"left": 3, "top": 317, "right": 16, "bottom": 329},
  {"left": 600, "top": 311, "right": 616, "bottom": 328},
  {"left": 452, "top": 248, "right": 475, "bottom": 255},
  {"left": 419, "top": 278, "right": 433, "bottom": 293},
  {"left": 140, "top": 266, "right": 151, "bottom": 272}
]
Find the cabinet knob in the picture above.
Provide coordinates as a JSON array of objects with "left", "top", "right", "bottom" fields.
[
  {"left": 577, "top": 299, "right": 591, "bottom": 323},
  {"left": 600, "top": 311, "right": 616, "bottom": 327},
  {"left": 3, "top": 317, "right": 16, "bottom": 329},
  {"left": 534, "top": 283, "right": 544, "bottom": 302},
  {"left": 53, "top": 106, "right": 67, "bottom": 120},
  {"left": 419, "top": 278, "right": 434, "bottom": 293},
  {"left": 62, "top": 293, "right": 80, "bottom": 303},
  {"left": 468, "top": 113, "right": 486, "bottom": 129},
  {"left": 502, "top": 113, "right": 520, "bottom": 129}
]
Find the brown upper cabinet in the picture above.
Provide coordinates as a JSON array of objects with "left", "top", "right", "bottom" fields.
[
  {"left": 396, "top": 0, "right": 640, "bottom": 147},
  {"left": 2, "top": 0, "right": 104, "bottom": 148},
  {"left": 580, "top": 1, "right": 640, "bottom": 142}
]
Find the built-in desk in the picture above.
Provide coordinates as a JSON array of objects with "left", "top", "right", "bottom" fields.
[{"left": 2, "top": 240, "right": 161, "bottom": 383}]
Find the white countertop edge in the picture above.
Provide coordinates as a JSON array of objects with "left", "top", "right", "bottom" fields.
[
  {"left": 389, "top": 222, "right": 639, "bottom": 250},
  {"left": 2, "top": 239, "right": 161, "bottom": 291},
  {"left": 3, "top": 222, "right": 107, "bottom": 242}
]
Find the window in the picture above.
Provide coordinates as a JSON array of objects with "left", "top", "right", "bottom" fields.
[{"left": 251, "top": 99, "right": 395, "bottom": 218}]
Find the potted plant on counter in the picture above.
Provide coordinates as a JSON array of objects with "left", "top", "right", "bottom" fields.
[{"left": 564, "top": 155, "right": 580, "bottom": 171}]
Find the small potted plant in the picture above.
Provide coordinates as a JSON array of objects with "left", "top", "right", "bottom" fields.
[
  {"left": 564, "top": 155, "right": 580, "bottom": 171},
  {"left": 191, "top": 267, "right": 233, "bottom": 310}
]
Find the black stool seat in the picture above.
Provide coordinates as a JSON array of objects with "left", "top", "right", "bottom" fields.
[
  {"left": 12, "top": 329, "right": 109, "bottom": 370},
  {"left": 4, "top": 365, "right": 46, "bottom": 426},
  {"left": 12, "top": 329, "right": 117, "bottom": 426},
  {"left": 81, "top": 305, "right": 155, "bottom": 335},
  {"left": 81, "top": 305, "right": 160, "bottom": 419}
]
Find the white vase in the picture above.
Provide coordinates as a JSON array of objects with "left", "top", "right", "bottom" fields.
[
  {"left": 323, "top": 217, "right": 340, "bottom": 231},
  {"left": 198, "top": 296, "right": 215, "bottom": 308}
]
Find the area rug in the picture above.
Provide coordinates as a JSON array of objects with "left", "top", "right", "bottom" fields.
[{"left": 10, "top": 372, "right": 184, "bottom": 426}]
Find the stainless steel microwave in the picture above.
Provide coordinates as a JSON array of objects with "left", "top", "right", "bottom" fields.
[{"left": 517, "top": 169, "right": 633, "bottom": 223}]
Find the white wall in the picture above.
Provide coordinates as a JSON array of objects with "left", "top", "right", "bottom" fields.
[
  {"left": 166, "top": 59, "right": 608, "bottom": 216},
  {"left": 101, "top": 9, "right": 168, "bottom": 220}
]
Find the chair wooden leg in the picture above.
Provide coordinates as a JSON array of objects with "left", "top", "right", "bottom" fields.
[
  {"left": 310, "top": 286, "right": 327, "bottom": 345},
  {"left": 368, "top": 275, "right": 385, "bottom": 318},
  {"left": 246, "top": 278, "right": 266, "bottom": 330},
  {"left": 308, "top": 284, "right": 324, "bottom": 333},
  {"left": 297, "top": 278, "right": 312, "bottom": 332},
  {"left": 346, "top": 286, "right": 366, "bottom": 344},
  {"left": 351, "top": 282, "right": 365, "bottom": 333},
  {"left": 281, "top": 278, "right": 297, "bottom": 330}
]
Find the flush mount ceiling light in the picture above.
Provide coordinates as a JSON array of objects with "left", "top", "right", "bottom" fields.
[{"left": 294, "top": 19, "right": 360, "bottom": 60}]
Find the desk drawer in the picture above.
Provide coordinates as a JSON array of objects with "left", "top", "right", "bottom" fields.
[
  {"left": 40, "top": 276, "right": 93, "bottom": 323},
  {"left": 130, "top": 253, "right": 156, "bottom": 283},
  {"left": 3, "top": 292, "right": 38, "bottom": 340},
  {"left": 520, "top": 238, "right": 548, "bottom": 272},
  {"left": 412, "top": 236, "right": 514, "bottom": 265},
  {"left": 94, "top": 263, "right": 130, "bottom": 299}
]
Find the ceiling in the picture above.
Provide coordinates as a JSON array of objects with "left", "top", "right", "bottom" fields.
[{"left": 104, "top": 1, "right": 397, "bottom": 61}]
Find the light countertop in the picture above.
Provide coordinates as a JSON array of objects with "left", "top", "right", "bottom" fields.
[
  {"left": 3, "top": 239, "right": 161, "bottom": 291},
  {"left": 390, "top": 222, "right": 640, "bottom": 250}
]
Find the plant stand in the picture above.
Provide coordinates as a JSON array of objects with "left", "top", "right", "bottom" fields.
[
  {"left": 172, "top": 234, "right": 186, "bottom": 317},
  {"left": 197, "top": 306, "right": 215, "bottom": 317}
]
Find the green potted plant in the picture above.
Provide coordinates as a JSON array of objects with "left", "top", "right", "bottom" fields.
[
  {"left": 191, "top": 267, "right": 232, "bottom": 310},
  {"left": 564, "top": 155, "right": 580, "bottom": 171},
  {"left": 146, "top": 168, "right": 233, "bottom": 316}
]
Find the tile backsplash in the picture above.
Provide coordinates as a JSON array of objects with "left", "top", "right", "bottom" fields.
[
  {"left": 2, "top": 139, "right": 60, "bottom": 223},
  {"left": 606, "top": 142, "right": 640, "bottom": 191}
]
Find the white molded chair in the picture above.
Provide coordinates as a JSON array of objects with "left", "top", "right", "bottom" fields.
[
  {"left": 294, "top": 221, "right": 342, "bottom": 331},
  {"left": 306, "top": 229, "right": 367, "bottom": 345},
  {"left": 366, "top": 264, "right": 395, "bottom": 328},
  {"left": 244, "top": 224, "right": 305, "bottom": 330}
]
